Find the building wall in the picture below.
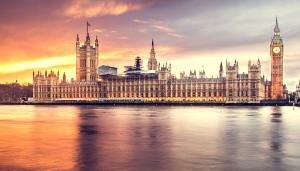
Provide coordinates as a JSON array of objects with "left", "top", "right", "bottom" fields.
[
  {"left": 33, "top": 71, "right": 100, "bottom": 102},
  {"left": 76, "top": 34, "right": 99, "bottom": 82},
  {"left": 33, "top": 20, "right": 286, "bottom": 103},
  {"left": 33, "top": 60, "right": 267, "bottom": 103},
  {"left": 225, "top": 60, "right": 263, "bottom": 103},
  {"left": 100, "top": 74, "right": 226, "bottom": 102}
]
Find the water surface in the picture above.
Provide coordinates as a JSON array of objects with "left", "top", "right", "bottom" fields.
[{"left": 0, "top": 105, "right": 299, "bottom": 170}]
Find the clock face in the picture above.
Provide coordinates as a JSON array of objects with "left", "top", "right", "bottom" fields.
[{"left": 273, "top": 47, "right": 281, "bottom": 54}]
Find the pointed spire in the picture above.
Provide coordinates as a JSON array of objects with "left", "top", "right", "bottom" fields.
[
  {"left": 152, "top": 38, "right": 154, "bottom": 48},
  {"left": 95, "top": 36, "right": 99, "bottom": 47},
  {"left": 274, "top": 16, "right": 280, "bottom": 34},
  {"left": 149, "top": 39, "right": 156, "bottom": 59},
  {"left": 87, "top": 21, "right": 90, "bottom": 36},
  {"left": 63, "top": 72, "right": 66, "bottom": 83},
  {"left": 86, "top": 21, "right": 91, "bottom": 44}
]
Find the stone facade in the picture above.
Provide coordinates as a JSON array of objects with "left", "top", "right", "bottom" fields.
[
  {"left": 225, "top": 60, "right": 265, "bottom": 103},
  {"left": 76, "top": 22, "right": 99, "bottom": 82},
  {"left": 271, "top": 17, "right": 284, "bottom": 99},
  {"left": 33, "top": 22, "right": 100, "bottom": 102},
  {"left": 100, "top": 62, "right": 226, "bottom": 102},
  {"left": 33, "top": 71, "right": 100, "bottom": 101},
  {"left": 33, "top": 20, "right": 285, "bottom": 103}
]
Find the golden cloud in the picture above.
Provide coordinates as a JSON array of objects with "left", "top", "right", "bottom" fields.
[
  {"left": 64, "top": 0, "right": 144, "bottom": 18},
  {"left": 0, "top": 55, "right": 74, "bottom": 74}
]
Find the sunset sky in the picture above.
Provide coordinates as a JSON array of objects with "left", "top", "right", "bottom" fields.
[{"left": 0, "top": 0, "right": 299, "bottom": 90}]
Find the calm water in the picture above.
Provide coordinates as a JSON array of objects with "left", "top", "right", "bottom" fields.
[{"left": 0, "top": 105, "right": 300, "bottom": 170}]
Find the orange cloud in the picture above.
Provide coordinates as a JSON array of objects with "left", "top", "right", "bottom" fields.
[
  {"left": 64, "top": 0, "right": 144, "bottom": 18},
  {"left": 0, "top": 55, "right": 75, "bottom": 75},
  {"left": 0, "top": 64, "right": 75, "bottom": 84}
]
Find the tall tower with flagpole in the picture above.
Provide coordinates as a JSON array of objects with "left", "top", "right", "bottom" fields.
[{"left": 76, "top": 21, "right": 99, "bottom": 81}]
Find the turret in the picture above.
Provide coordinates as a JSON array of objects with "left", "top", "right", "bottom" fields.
[
  {"left": 151, "top": 38, "right": 155, "bottom": 55},
  {"left": 219, "top": 62, "right": 224, "bottom": 77},
  {"left": 85, "top": 21, "right": 91, "bottom": 45},
  {"left": 180, "top": 71, "right": 185, "bottom": 79},
  {"left": 226, "top": 60, "right": 239, "bottom": 79},
  {"left": 95, "top": 36, "right": 99, "bottom": 47},
  {"left": 76, "top": 34, "right": 80, "bottom": 46},
  {"left": 158, "top": 62, "right": 160, "bottom": 71},
  {"left": 62, "top": 72, "right": 66, "bottom": 83},
  {"left": 199, "top": 69, "right": 205, "bottom": 78}
]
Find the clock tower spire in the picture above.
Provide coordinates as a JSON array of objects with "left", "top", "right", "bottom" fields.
[{"left": 270, "top": 17, "right": 284, "bottom": 100}]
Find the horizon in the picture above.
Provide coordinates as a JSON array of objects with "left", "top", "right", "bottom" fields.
[{"left": 0, "top": 0, "right": 299, "bottom": 91}]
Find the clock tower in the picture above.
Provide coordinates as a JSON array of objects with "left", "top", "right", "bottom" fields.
[{"left": 270, "top": 17, "right": 284, "bottom": 100}]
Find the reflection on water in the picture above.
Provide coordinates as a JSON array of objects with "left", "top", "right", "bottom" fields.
[
  {"left": 269, "top": 107, "right": 283, "bottom": 169},
  {"left": 77, "top": 107, "right": 100, "bottom": 170},
  {"left": 0, "top": 105, "right": 300, "bottom": 170}
]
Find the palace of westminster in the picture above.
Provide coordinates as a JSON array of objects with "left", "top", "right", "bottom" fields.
[{"left": 33, "top": 18, "right": 287, "bottom": 103}]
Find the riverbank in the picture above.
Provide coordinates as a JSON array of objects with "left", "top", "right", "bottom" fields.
[{"left": 0, "top": 101, "right": 296, "bottom": 106}]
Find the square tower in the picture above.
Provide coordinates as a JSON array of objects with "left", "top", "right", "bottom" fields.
[
  {"left": 270, "top": 17, "right": 284, "bottom": 100},
  {"left": 76, "top": 22, "right": 99, "bottom": 82}
]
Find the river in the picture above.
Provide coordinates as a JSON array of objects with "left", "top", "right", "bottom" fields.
[{"left": 0, "top": 105, "right": 299, "bottom": 170}]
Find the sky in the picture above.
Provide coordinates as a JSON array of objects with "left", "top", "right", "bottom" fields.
[{"left": 0, "top": 0, "right": 299, "bottom": 90}]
